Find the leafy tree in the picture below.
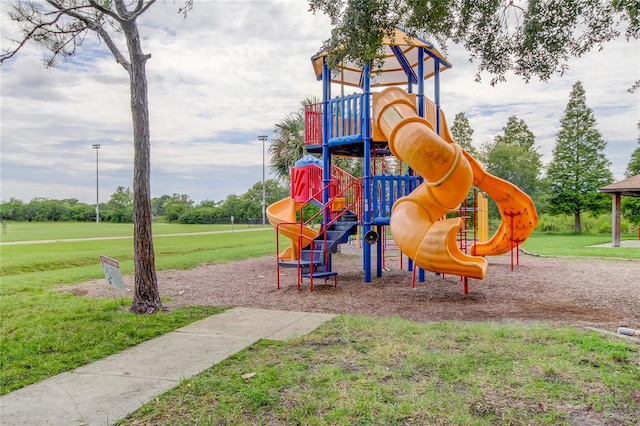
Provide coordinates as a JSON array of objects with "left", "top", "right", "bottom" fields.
[
  {"left": 309, "top": 0, "right": 639, "bottom": 86},
  {"left": 450, "top": 112, "right": 478, "bottom": 157},
  {"left": 0, "top": 198, "right": 28, "bottom": 221},
  {"left": 105, "top": 186, "right": 134, "bottom": 223},
  {"left": 622, "top": 121, "right": 640, "bottom": 224},
  {"left": 197, "top": 199, "right": 221, "bottom": 208},
  {"left": 241, "top": 179, "right": 290, "bottom": 217},
  {"left": 243, "top": 180, "right": 291, "bottom": 208},
  {"left": 66, "top": 203, "right": 95, "bottom": 222},
  {"left": 625, "top": 121, "right": 640, "bottom": 178},
  {"left": 151, "top": 195, "right": 172, "bottom": 217},
  {"left": 27, "top": 198, "right": 65, "bottom": 221},
  {"left": 0, "top": 197, "right": 97, "bottom": 221},
  {"left": 0, "top": 0, "right": 197, "bottom": 313},
  {"left": 219, "top": 194, "right": 255, "bottom": 221},
  {"left": 482, "top": 116, "right": 542, "bottom": 196},
  {"left": 546, "top": 81, "right": 613, "bottom": 232},
  {"left": 178, "top": 207, "right": 219, "bottom": 224},
  {"left": 164, "top": 193, "right": 194, "bottom": 222}
]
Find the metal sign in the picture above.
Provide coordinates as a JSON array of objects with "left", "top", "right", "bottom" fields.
[{"left": 99, "top": 255, "right": 126, "bottom": 292}]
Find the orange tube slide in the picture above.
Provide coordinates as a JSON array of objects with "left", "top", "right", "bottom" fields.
[
  {"left": 374, "top": 87, "right": 488, "bottom": 279},
  {"left": 266, "top": 197, "right": 318, "bottom": 261},
  {"left": 438, "top": 114, "right": 539, "bottom": 256}
]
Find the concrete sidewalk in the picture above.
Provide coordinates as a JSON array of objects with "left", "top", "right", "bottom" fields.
[{"left": 0, "top": 307, "right": 335, "bottom": 426}]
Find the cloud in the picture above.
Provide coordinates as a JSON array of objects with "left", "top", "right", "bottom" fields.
[{"left": 1, "top": 0, "right": 638, "bottom": 206}]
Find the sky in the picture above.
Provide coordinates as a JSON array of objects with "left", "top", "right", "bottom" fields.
[{"left": 1, "top": 0, "right": 638, "bottom": 206}]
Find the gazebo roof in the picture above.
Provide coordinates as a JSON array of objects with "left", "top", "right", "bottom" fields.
[
  {"left": 599, "top": 174, "right": 640, "bottom": 197},
  {"left": 311, "top": 27, "right": 452, "bottom": 88}
]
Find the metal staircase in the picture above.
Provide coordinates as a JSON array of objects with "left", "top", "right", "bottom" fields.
[{"left": 277, "top": 211, "right": 358, "bottom": 291}]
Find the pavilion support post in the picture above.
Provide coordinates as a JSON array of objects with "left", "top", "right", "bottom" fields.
[{"left": 612, "top": 193, "right": 621, "bottom": 247}]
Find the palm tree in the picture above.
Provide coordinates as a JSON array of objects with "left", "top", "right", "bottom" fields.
[
  {"left": 269, "top": 111, "right": 306, "bottom": 182},
  {"left": 269, "top": 97, "right": 320, "bottom": 182},
  {"left": 269, "top": 97, "right": 365, "bottom": 183}
]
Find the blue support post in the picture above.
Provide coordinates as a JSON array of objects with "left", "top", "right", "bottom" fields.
[
  {"left": 362, "top": 62, "right": 372, "bottom": 283},
  {"left": 322, "top": 60, "right": 332, "bottom": 271},
  {"left": 417, "top": 47, "right": 425, "bottom": 118},
  {"left": 322, "top": 60, "right": 331, "bottom": 210},
  {"left": 376, "top": 225, "right": 383, "bottom": 277}
]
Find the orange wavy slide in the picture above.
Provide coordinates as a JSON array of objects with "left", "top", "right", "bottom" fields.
[
  {"left": 374, "top": 87, "right": 538, "bottom": 279},
  {"left": 374, "top": 87, "right": 488, "bottom": 279},
  {"left": 437, "top": 113, "right": 539, "bottom": 257},
  {"left": 266, "top": 197, "right": 318, "bottom": 261}
]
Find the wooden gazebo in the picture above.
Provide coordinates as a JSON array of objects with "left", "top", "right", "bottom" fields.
[{"left": 599, "top": 174, "right": 640, "bottom": 246}]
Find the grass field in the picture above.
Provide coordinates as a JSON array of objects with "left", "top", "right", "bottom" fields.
[
  {"left": 1, "top": 222, "right": 639, "bottom": 424},
  {"left": 119, "top": 316, "right": 640, "bottom": 425},
  {"left": 1, "top": 223, "right": 276, "bottom": 394},
  {"left": 521, "top": 232, "right": 640, "bottom": 259},
  {"left": 0, "top": 221, "right": 268, "bottom": 243}
]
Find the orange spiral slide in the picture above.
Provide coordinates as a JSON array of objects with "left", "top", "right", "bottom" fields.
[
  {"left": 266, "top": 197, "right": 318, "bottom": 261},
  {"left": 374, "top": 87, "right": 487, "bottom": 279},
  {"left": 373, "top": 87, "right": 538, "bottom": 279},
  {"left": 437, "top": 118, "right": 539, "bottom": 256}
]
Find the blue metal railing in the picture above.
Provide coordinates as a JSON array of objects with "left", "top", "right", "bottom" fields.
[
  {"left": 327, "top": 93, "right": 366, "bottom": 140},
  {"left": 371, "top": 174, "right": 422, "bottom": 221}
]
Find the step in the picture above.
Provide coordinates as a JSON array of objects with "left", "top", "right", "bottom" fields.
[
  {"left": 311, "top": 240, "right": 337, "bottom": 250},
  {"left": 325, "top": 230, "right": 348, "bottom": 242},
  {"left": 278, "top": 260, "right": 323, "bottom": 268},
  {"left": 300, "top": 251, "right": 326, "bottom": 262},
  {"left": 301, "top": 271, "right": 338, "bottom": 279}
]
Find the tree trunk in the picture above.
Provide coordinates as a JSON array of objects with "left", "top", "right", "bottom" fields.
[
  {"left": 574, "top": 211, "right": 582, "bottom": 233},
  {"left": 123, "top": 20, "right": 161, "bottom": 314}
]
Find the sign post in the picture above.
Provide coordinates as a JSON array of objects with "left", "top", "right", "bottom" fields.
[{"left": 99, "top": 255, "right": 126, "bottom": 292}]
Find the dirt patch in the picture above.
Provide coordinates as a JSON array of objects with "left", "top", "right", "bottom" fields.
[{"left": 65, "top": 250, "right": 640, "bottom": 331}]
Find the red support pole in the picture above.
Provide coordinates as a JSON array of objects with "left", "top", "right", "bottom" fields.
[
  {"left": 510, "top": 214, "right": 515, "bottom": 272},
  {"left": 411, "top": 264, "right": 417, "bottom": 288}
]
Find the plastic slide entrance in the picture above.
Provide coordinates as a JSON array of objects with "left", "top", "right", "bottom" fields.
[
  {"left": 266, "top": 197, "right": 318, "bottom": 261},
  {"left": 373, "top": 87, "right": 538, "bottom": 279}
]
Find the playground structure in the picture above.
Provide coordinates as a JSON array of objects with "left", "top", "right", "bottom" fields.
[{"left": 267, "top": 28, "right": 538, "bottom": 292}]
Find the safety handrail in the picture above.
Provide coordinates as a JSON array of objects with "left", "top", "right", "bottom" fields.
[
  {"left": 297, "top": 232, "right": 317, "bottom": 291},
  {"left": 304, "top": 93, "right": 367, "bottom": 146},
  {"left": 304, "top": 102, "right": 322, "bottom": 145},
  {"left": 275, "top": 220, "right": 308, "bottom": 290},
  {"left": 331, "top": 164, "right": 362, "bottom": 221}
]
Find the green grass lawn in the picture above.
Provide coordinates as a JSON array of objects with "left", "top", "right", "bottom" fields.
[
  {"left": 0, "top": 226, "right": 277, "bottom": 394},
  {"left": 2, "top": 222, "right": 639, "bottom": 425},
  {"left": 119, "top": 316, "right": 640, "bottom": 425},
  {"left": 521, "top": 232, "right": 639, "bottom": 259},
  {"left": 0, "top": 221, "right": 268, "bottom": 243}
]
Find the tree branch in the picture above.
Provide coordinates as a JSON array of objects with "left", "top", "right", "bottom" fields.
[
  {"left": 1, "top": 7, "right": 67, "bottom": 65},
  {"left": 87, "top": 0, "right": 124, "bottom": 23},
  {"left": 112, "top": 0, "right": 131, "bottom": 20},
  {"left": 130, "top": 0, "right": 156, "bottom": 21},
  {"left": 45, "top": 0, "right": 131, "bottom": 72},
  {"left": 177, "top": 0, "right": 194, "bottom": 19}
]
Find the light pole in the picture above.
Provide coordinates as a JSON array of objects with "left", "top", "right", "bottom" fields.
[
  {"left": 258, "top": 135, "right": 268, "bottom": 225},
  {"left": 92, "top": 144, "right": 101, "bottom": 223}
]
